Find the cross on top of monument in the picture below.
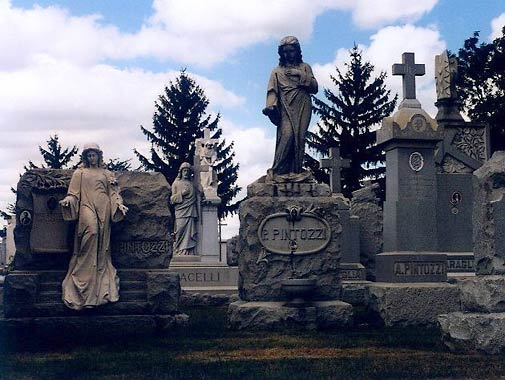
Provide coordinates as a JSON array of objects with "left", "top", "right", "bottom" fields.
[
  {"left": 320, "top": 146, "right": 351, "bottom": 194},
  {"left": 393, "top": 52, "right": 425, "bottom": 101}
]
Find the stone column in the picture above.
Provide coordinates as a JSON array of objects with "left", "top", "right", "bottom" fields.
[
  {"left": 197, "top": 199, "right": 222, "bottom": 263},
  {"left": 378, "top": 109, "right": 442, "bottom": 252}
]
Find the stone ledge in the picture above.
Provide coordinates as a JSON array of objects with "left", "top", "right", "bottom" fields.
[
  {"left": 0, "top": 313, "right": 189, "bottom": 339},
  {"left": 227, "top": 300, "right": 352, "bottom": 330},
  {"left": 367, "top": 282, "right": 461, "bottom": 327},
  {"left": 458, "top": 275, "right": 505, "bottom": 312},
  {"left": 439, "top": 312, "right": 505, "bottom": 354}
]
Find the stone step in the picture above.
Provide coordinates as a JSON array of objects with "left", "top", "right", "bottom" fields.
[
  {"left": 32, "top": 301, "right": 150, "bottom": 317},
  {"left": 39, "top": 281, "right": 61, "bottom": 292},
  {"left": 38, "top": 280, "right": 145, "bottom": 293},
  {"left": 37, "top": 289, "right": 146, "bottom": 304},
  {"left": 34, "top": 270, "right": 155, "bottom": 283}
]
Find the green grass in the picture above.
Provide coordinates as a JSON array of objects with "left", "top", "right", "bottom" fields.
[{"left": 1, "top": 306, "right": 505, "bottom": 380}]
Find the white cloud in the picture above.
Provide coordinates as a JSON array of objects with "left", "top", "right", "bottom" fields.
[
  {"left": 0, "top": 59, "right": 245, "bottom": 214},
  {"left": 313, "top": 24, "right": 446, "bottom": 117},
  {"left": 0, "top": 0, "right": 440, "bottom": 69},
  {"left": 351, "top": 0, "right": 438, "bottom": 29},
  {"left": 490, "top": 13, "right": 505, "bottom": 40}
]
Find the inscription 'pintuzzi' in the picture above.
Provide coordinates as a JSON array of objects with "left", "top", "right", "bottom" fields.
[
  {"left": 258, "top": 209, "right": 331, "bottom": 255},
  {"left": 113, "top": 240, "right": 170, "bottom": 255}
]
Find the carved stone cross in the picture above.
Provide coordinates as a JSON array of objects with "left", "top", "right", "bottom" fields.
[
  {"left": 393, "top": 52, "right": 425, "bottom": 100},
  {"left": 320, "top": 147, "right": 350, "bottom": 194}
]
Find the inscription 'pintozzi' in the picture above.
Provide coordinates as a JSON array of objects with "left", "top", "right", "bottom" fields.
[
  {"left": 394, "top": 261, "right": 446, "bottom": 276},
  {"left": 261, "top": 228, "right": 326, "bottom": 241}
]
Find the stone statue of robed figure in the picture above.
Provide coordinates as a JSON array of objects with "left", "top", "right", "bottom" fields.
[
  {"left": 59, "top": 143, "right": 128, "bottom": 310},
  {"left": 170, "top": 162, "right": 200, "bottom": 256},
  {"left": 263, "top": 35, "right": 318, "bottom": 179}
]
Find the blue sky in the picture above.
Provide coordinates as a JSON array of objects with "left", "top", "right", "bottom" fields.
[{"left": 1, "top": 0, "right": 504, "bottom": 236}]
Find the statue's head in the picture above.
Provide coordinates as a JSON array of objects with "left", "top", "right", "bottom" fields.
[
  {"left": 178, "top": 162, "right": 193, "bottom": 180},
  {"left": 278, "top": 36, "right": 303, "bottom": 66},
  {"left": 81, "top": 142, "right": 103, "bottom": 168}
]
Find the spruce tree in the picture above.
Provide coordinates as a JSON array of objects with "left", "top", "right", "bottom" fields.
[
  {"left": 306, "top": 46, "right": 397, "bottom": 198},
  {"left": 134, "top": 70, "right": 241, "bottom": 218},
  {"left": 26, "top": 134, "right": 78, "bottom": 169}
]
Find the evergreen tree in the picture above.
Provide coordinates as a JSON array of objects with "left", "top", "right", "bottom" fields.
[
  {"left": 306, "top": 46, "right": 397, "bottom": 198},
  {"left": 26, "top": 134, "right": 78, "bottom": 169},
  {"left": 134, "top": 70, "right": 241, "bottom": 218},
  {"left": 456, "top": 28, "right": 505, "bottom": 153},
  {"left": 105, "top": 158, "right": 132, "bottom": 171}
]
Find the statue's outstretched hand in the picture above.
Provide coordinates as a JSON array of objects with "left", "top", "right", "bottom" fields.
[{"left": 59, "top": 198, "right": 71, "bottom": 208}]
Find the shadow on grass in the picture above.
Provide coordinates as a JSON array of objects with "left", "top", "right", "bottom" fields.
[{"left": 2, "top": 306, "right": 505, "bottom": 380}]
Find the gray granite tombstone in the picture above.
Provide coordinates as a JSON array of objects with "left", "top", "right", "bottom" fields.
[
  {"left": 377, "top": 53, "right": 444, "bottom": 270},
  {"left": 439, "top": 152, "right": 505, "bottom": 353},
  {"left": 434, "top": 50, "right": 490, "bottom": 265},
  {"left": 2, "top": 169, "right": 187, "bottom": 335},
  {"left": 320, "top": 147, "right": 364, "bottom": 281}
]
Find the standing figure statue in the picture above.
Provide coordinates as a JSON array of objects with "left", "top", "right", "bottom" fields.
[
  {"left": 59, "top": 143, "right": 128, "bottom": 310},
  {"left": 170, "top": 162, "right": 199, "bottom": 256},
  {"left": 263, "top": 35, "right": 318, "bottom": 177},
  {"left": 195, "top": 129, "right": 220, "bottom": 200}
]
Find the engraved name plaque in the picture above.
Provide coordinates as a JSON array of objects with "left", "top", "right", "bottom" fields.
[{"left": 258, "top": 206, "right": 331, "bottom": 255}]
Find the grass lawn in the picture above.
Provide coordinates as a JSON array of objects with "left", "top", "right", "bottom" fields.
[{"left": 1, "top": 306, "right": 505, "bottom": 380}]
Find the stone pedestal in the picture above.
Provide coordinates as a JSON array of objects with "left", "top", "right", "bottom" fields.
[
  {"left": 368, "top": 282, "right": 460, "bottom": 327},
  {"left": 228, "top": 300, "right": 352, "bottom": 330},
  {"left": 376, "top": 252, "right": 447, "bottom": 283},
  {"left": 197, "top": 199, "right": 222, "bottom": 264},
  {"left": 227, "top": 176, "right": 353, "bottom": 329},
  {"left": 170, "top": 262, "right": 238, "bottom": 294}
]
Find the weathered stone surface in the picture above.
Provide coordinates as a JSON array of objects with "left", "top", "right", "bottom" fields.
[
  {"left": 226, "top": 235, "right": 239, "bottom": 266},
  {"left": 113, "top": 172, "right": 173, "bottom": 269},
  {"left": 0, "top": 313, "right": 189, "bottom": 340},
  {"left": 181, "top": 292, "right": 239, "bottom": 307},
  {"left": 238, "top": 183, "right": 347, "bottom": 301},
  {"left": 13, "top": 169, "right": 173, "bottom": 270},
  {"left": 351, "top": 184, "right": 383, "bottom": 280},
  {"left": 4, "top": 270, "right": 182, "bottom": 318},
  {"left": 439, "top": 312, "right": 505, "bottom": 354},
  {"left": 146, "top": 272, "right": 180, "bottom": 313},
  {"left": 458, "top": 275, "right": 505, "bottom": 312},
  {"left": 472, "top": 151, "right": 505, "bottom": 275},
  {"left": 367, "top": 283, "right": 461, "bottom": 326},
  {"left": 376, "top": 252, "right": 447, "bottom": 283},
  {"left": 3, "top": 273, "right": 39, "bottom": 318},
  {"left": 341, "top": 281, "right": 370, "bottom": 306},
  {"left": 228, "top": 300, "right": 352, "bottom": 330},
  {"left": 246, "top": 176, "right": 331, "bottom": 198}
]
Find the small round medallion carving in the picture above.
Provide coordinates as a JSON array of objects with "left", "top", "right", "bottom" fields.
[
  {"left": 411, "top": 115, "right": 427, "bottom": 132},
  {"left": 409, "top": 152, "right": 424, "bottom": 172},
  {"left": 19, "top": 210, "right": 32, "bottom": 226}
]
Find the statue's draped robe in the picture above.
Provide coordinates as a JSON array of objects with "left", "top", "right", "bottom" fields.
[
  {"left": 61, "top": 168, "right": 124, "bottom": 310},
  {"left": 170, "top": 178, "right": 198, "bottom": 255},
  {"left": 266, "top": 62, "right": 318, "bottom": 174}
]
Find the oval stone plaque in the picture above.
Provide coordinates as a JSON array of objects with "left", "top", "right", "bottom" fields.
[{"left": 258, "top": 212, "right": 331, "bottom": 255}]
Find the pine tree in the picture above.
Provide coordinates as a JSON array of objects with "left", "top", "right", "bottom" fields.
[
  {"left": 134, "top": 70, "right": 241, "bottom": 218},
  {"left": 26, "top": 134, "right": 79, "bottom": 169},
  {"left": 456, "top": 29, "right": 505, "bottom": 153},
  {"left": 105, "top": 158, "right": 132, "bottom": 171},
  {"left": 306, "top": 46, "right": 397, "bottom": 198}
]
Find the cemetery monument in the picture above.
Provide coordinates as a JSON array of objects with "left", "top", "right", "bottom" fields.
[
  {"left": 2, "top": 143, "right": 188, "bottom": 335},
  {"left": 228, "top": 36, "right": 355, "bottom": 330}
]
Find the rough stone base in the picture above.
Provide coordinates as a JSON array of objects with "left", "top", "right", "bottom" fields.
[
  {"left": 458, "top": 275, "right": 505, "bottom": 312},
  {"left": 0, "top": 313, "right": 189, "bottom": 339},
  {"left": 228, "top": 300, "right": 352, "bottom": 330},
  {"left": 341, "top": 281, "right": 371, "bottom": 306},
  {"left": 439, "top": 312, "right": 505, "bottom": 354},
  {"left": 367, "top": 283, "right": 461, "bottom": 327}
]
